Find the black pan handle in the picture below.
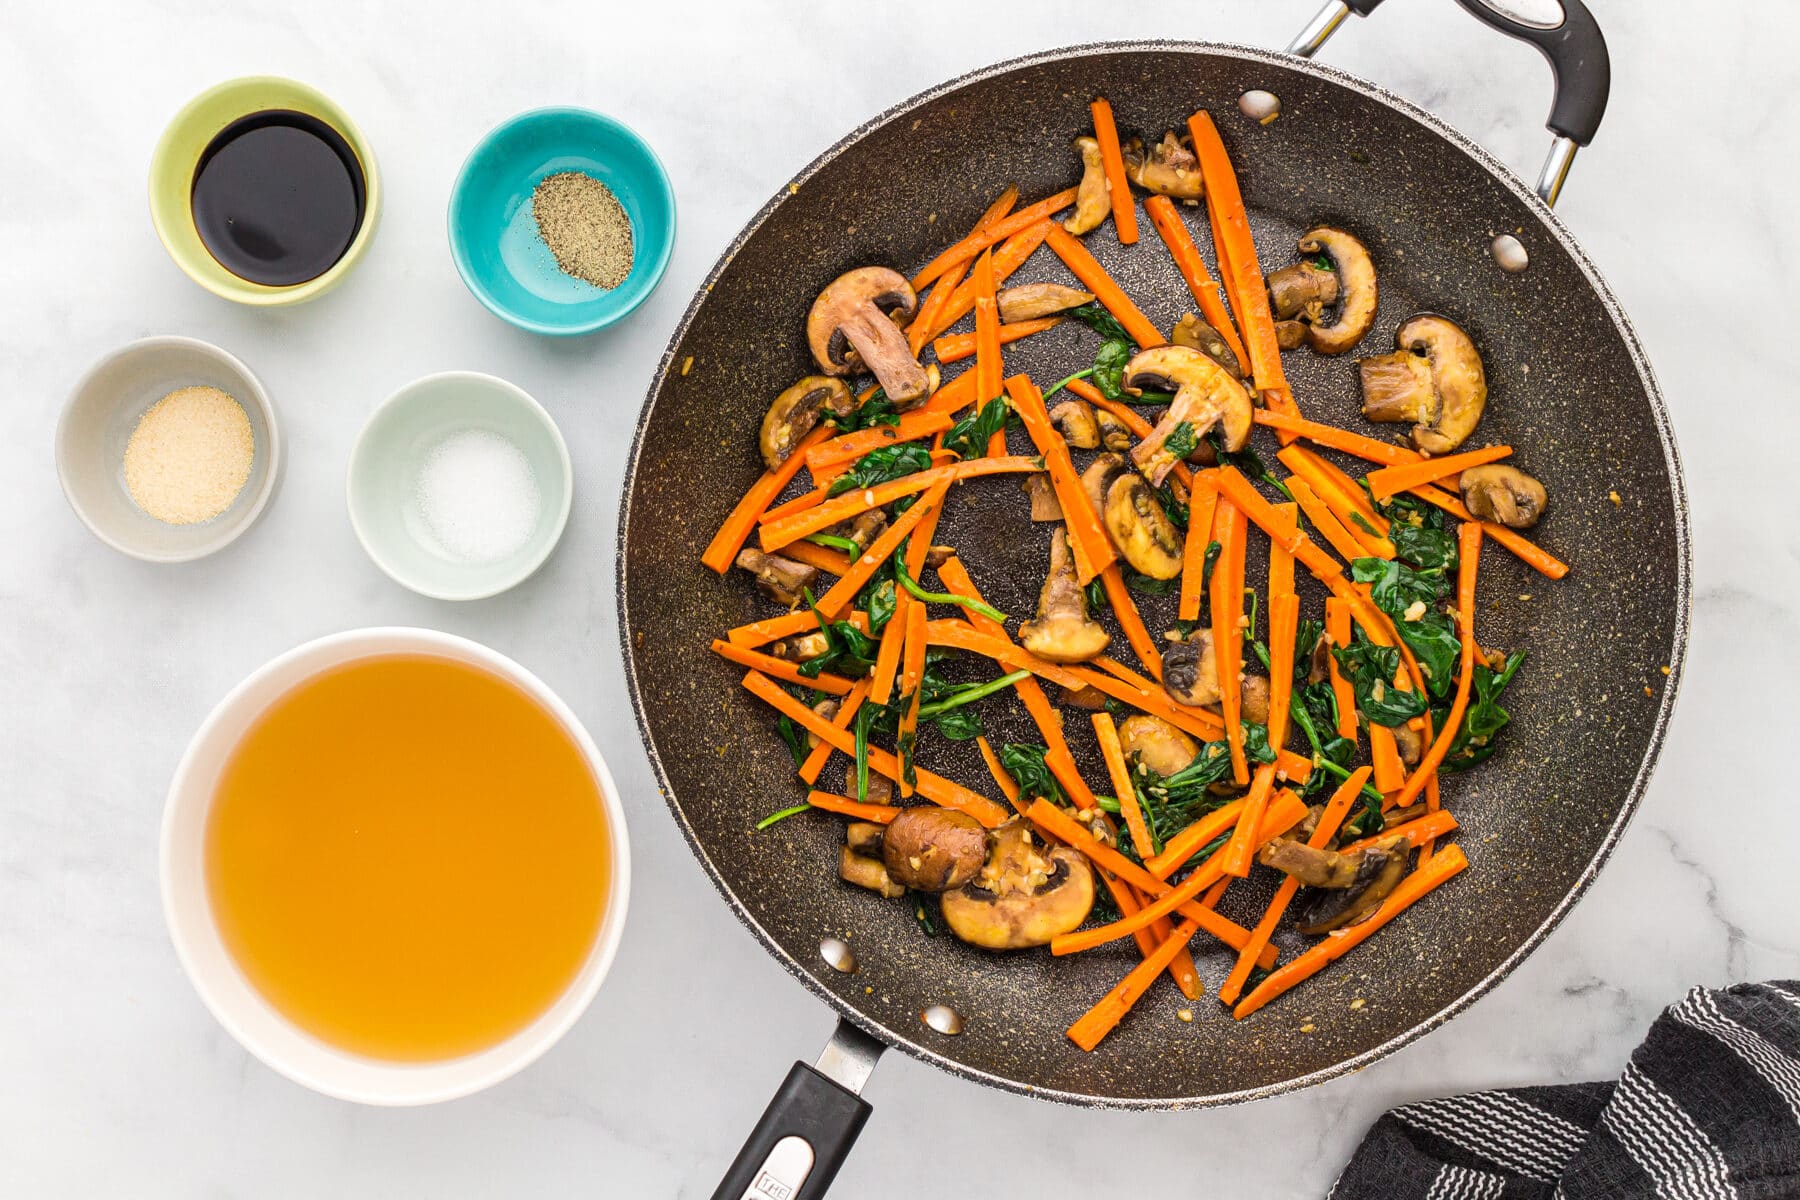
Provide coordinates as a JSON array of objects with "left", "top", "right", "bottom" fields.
[
  {"left": 1286, "top": 0, "right": 1611, "bottom": 206},
  {"left": 710, "top": 1020, "right": 883, "bottom": 1200}
]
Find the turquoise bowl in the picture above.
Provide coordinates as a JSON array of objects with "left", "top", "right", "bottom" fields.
[{"left": 448, "top": 108, "right": 675, "bottom": 336}]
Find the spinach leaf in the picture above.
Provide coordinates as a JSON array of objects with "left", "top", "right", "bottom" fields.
[
  {"left": 943, "top": 395, "right": 1013, "bottom": 460},
  {"left": 1438, "top": 650, "right": 1526, "bottom": 772},
  {"left": 1123, "top": 568, "right": 1180, "bottom": 596},
  {"left": 1163, "top": 420, "right": 1198, "bottom": 461},
  {"left": 828, "top": 443, "right": 933, "bottom": 497},
  {"left": 1155, "top": 478, "right": 1190, "bottom": 530},
  {"left": 831, "top": 388, "right": 901, "bottom": 433},
  {"left": 1380, "top": 492, "right": 1459, "bottom": 572},
  {"left": 1208, "top": 433, "right": 1291, "bottom": 498},
  {"left": 1093, "top": 337, "right": 1132, "bottom": 399},
  {"left": 856, "top": 561, "right": 897, "bottom": 637},
  {"left": 932, "top": 706, "right": 984, "bottom": 741},
  {"left": 1332, "top": 640, "right": 1427, "bottom": 726},
  {"left": 775, "top": 713, "right": 807, "bottom": 768},
  {"left": 1085, "top": 577, "right": 1110, "bottom": 613},
  {"left": 1293, "top": 619, "right": 1325, "bottom": 685},
  {"left": 1351, "top": 559, "right": 1459, "bottom": 696},
  {"left": 1066, "top": 302, "right": 1133, "bottom": 344},
  {"left": 998, "top": 743, "right": 1064, "bottom": 805},
  {"left": 1339, "top": 790, "right": 1385, "bottom": 839}
]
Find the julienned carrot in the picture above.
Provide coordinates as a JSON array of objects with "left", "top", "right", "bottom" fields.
[
  {"left": 1218, "top": 764, "right": 1276, "bottom": 878},
  {"left": 1025, "top": 798, "right": 1274, "bottom": 961},
  {"left": 1068, "top": 915, "right": 1203, "bottom": 1051},
  {"left": 869, "top": 595, "right": 910, "bottom": 706},
  {"left": 805, "top": 789, "right": 902, "bottom": 823},
  {"left": 1051, "top": 787, "right": 1306, "bottom": 955},
  {"left": 1007, "top": 374, "right": 1116, "bottom": 584},
  {"left": 1284, "top": 475, "right": 1368, "bottom": 566},
  {"left": 912, "top": 188, "right": 1078, "bottom": 290},
  {"left": 1042, "top": 225, "right": 1165, "bottom": 350},
  {"left": 760, "top": 456, "right": 1040, "bottom": 552},
  {"left": 1098, "top": 564, "right": 1162, "bottom": 680},
  {"left": 1266, "top": 592, "right": 1299, "bottom": 754},
  {"left": 701, "top": 425, "right": 834, "bottom": 573},
  {"left": 1142, "top": 194, "right": 1248, "bottom": 373},
  {"left": 1233, "top": 845, "right": 1470, "bottom": 1019},
  {"left": 1366, "top": 445, "right": 1513, "bottom": 501},
  {"left": 1093, "top": 712, "right": 1152, "bottom": 858},
  {"left": 1252, "top": 410, "right": 1421, "bottom": 467},
  {"left": 976, "top": 734, "right": 1026, "bottom": 815},
  {"left": 800, "top": 680, "right": 869, "bottom": 784},
  {"left": 1389, "top": 524, "right": 1484, "bottom": 808},
  {"left": 1179, "top": 471, "right": 1220, "bottom": 622},
  {"left": 932, "top": 316, "right": 1063, "bottom": 365},
  {"left": 895, "top": 601, "right": 929, "bottom": 797},
  {"left": 709, "top": 639, "right": 858, "bottom": 696},
  {"left": 909, "top": 185, "right": 1017, "bottom": 355},
  {"left": 1413, "top": 483, "right": 1570, "bottom": 580},
  {"left": 1089, "top": 98, "right": 1138, "bottom": 244},
  {"left": 1218, "top": 766, "right": 1372, "bottom": 1006},
  {"left": 1070, "top": 665, "right": 1220, "bottom": 743},
  {"left": 1145, "top": 794, "right": 1246, "bottom": 879},
  {"left": 924, "top": 221, "right": 1056, "bottom": 346},
  {"left": 813, "top": 479, "right": 949, "bottom": 619},
  {"left": 805, "top": 411, "right": 956, "bottom": 471},
  {"left": 1338, "top": 809, "right": 1459, "bottom": 856},
  {"left": 921, "top": 619, "right": 1087, "bottom": 691},
  {"left": 1103, "top": 873, "right": 1203, "bottom": 1002},
  {"left": 1268, "top": 500, "right": 1297, "bottom": 603},
  {"left": 742, "top": 670, "right": 1011, "bottom": 827},
  {"left": 1278, "top": 445, "right": 1395, "bottom": 557},
  {"left": 1212, "top": 466, "right": 1345, "bottom": 584},
  {"left": 972, "top": 250, "right": 1004, "bottom": 404},
  {"left": 1186, "top": 111, "right": 1285, "bottom": 397},
  {"left": 1339, "top": 589, "right": 1410, "bottom": 792},
  {"left": 727, "top": 608, "right": 869, "bottom": 649},
  {"left": 1210, "top": 496, "right": 1249, "bottom": 784},
  {"left": 1323, "top": 598, "right": 1358, "bottom": 743},
  {"left": 777, "top": 540, "right": 855, "bottom": 577}
]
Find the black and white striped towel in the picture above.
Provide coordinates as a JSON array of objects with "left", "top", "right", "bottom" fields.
[{"left": 1332, "top": 981, "right": 1800, "bottom": 1198}]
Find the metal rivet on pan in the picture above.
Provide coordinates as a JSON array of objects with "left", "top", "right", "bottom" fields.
[
  {"left": 921, "top": 1004, "right": 965, "bottom": 1035},
  {"left": 1238, "top": 90, "right": 1281, "bottom": 124},
  {"left": 819, "top": 937, "right": 858, "bottom": 974},
  {"left": 1491, "top": 234, "right": 1530, "bottom": 273}
]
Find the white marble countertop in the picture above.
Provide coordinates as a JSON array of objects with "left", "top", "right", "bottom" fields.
[{"left": 6, "top": 0, "right": 1796, "bottom": 1194}]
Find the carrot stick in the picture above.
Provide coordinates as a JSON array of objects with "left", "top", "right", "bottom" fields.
[
  {"left": 777, "top": 540, "right": 856, "bottom": 577},
  {"left": 1051, "top": 787, "right": 1306, "bottom": 955},
  {"left": 1268, "top": 499, "right": 1297, "bottom": 603},
  {"left": 701, "top": 425, "right": 835, "bottom": 573},
  {"left": 1412, "top": 483, "right": 1570, "bottom": 580},
  {"left": 1252, "top": 410, "right": 1421, "bottom": 466},
  {"left": 1210, "top": 496, "right": 1249, "bottom": 784},
  {"left": 932, "top": 316, "right": 1063, "bottom": 365},
  {"left": 1323, "top": 598, "right": 1358, "bottom": 743},
  {"left": 1145, "top": 795, "right": 1246, "bottom": 879},
  {"left": 1006, "top": 374, "right": 1116, "bottom": 584},
  {"left": 1284, "top": 475, "right": 1367, "bottom": 566},
  {"left": 869, "top": 596, "right": 910, "bottom": 707},
  {"left": 1341, "top": 593, "right": 1410, "bottom": 793},
  {"left": 972, "top": 250, "right": 1004, "bottom": 405},
  {"left": 799, "top": 680, "right": 869, "bottom": 784},
  {"left": 1218, "top": 766, "right": 1373, "bottom": 1006},
  {"left": 1186, "top": 110, "right": 1286, "bottom": 397},
  {"left": 1337, "top": 809, "right": 1459, "bottom": 856},
  {"left": 1233, "top": 845, "right": 1469, "bottom": 1019},
  {"left": 805, "top": 411, "right": 957, "bottom": 471},
  {"left": 896, "top": 601, "right": 929, "bottom": 797},
  {"left": 1142, "top": 194, "right": 1248, "bottom": 372},
  {"left": 1278, "top": 446, "right": 1394, "bottom": 557},
  {"left": 1068, "top": 915, "right": 1202, "bottom": 1051},
  {"left": 1089, "top": 98, "right": 1138, "bottom": 244},
  {"left": 1025, "top": 798, "right": 1272, "bottom": 960},
  {"left": 1388, "top": 524, "right": 1484, "bottom": 808},
  {"left": 976, "top": 734, "right": 1026, "bottom": 815},
  {"left": 760, "top": 456, "right": 1039, "bottom": 552},
  {"left": 1104, "top": 875, "right": 1203, "bottom": 1002},
  {"left": 1074, "top": 663, "right": 1219, "bottom": 740},
  {"left": 921, "top": 619, "right": 1087, "bottom": 691},
  {"left": 1042, "top": 225, "right": 1165, "bottom": 350},
  {"left": 1218, "top": 764, "right": 1277, "bottom": 878},
  {"left": 804, "top": 790, "right": 902, "bottom": 823},
  {"left": 1093, "top": 712, "right": 1152, "bottom": 858},
  {"left": 909, "top": 186, "right": 1018, "bottom": 355},
  {"left": 1366, "top": 445, "right": 1513, "bottom": 501},
  {"left": 709, "top": 639, "right": 858, "bottom": 696},
  {"left": 742, "top": 670, "right": 1011, "bottom": 828},
  {"left": 912, "top": 188, "right": 1078, "bottom": 290},
  {"left": 1098, "top": 564, "right": 1162, "bottom": 680},
  {"left": 1266, "top": 592, "right": 1299, "bottom": 754},
  {"left": 922, "top": 221, "right": 1056, "bottom": 347},
  {"left": 1211, "top": 466, "right": 1345, "bottom": 583},
  {"left": 811, "top": 479, "right": 951, "bottom": 619},
  {"left": 1179, "top": 471, "right": 1220, "bottom": 622},
  {"left": 727, "top": 608, "right": 868, "bottom": 649}
]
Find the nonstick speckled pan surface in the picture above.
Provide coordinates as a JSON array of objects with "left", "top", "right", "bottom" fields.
[{"left": 619, "top": 41, "right": 1688, "bottom": 1107}]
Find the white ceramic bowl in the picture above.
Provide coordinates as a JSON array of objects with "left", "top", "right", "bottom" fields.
[
  {"left": 160, "top": 628, "right": 630, "bottom": 1105},
  {"left": 57, "top": 336, "right": 281, "bottom": 562}
]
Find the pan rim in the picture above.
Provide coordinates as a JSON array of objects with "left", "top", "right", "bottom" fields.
[{"left": 617, "top": 38, "right": 1692, "bottom": 1109}]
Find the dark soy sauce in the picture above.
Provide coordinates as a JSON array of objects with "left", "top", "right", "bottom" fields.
[{"left": 190, "top": 110, "right": 367, "bottom": 287}]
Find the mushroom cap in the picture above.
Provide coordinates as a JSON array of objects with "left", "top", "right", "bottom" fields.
[
  {"left": 1122, "top": 345, "right": 1254, "bottom": 483},
  {"left": 1298, "top": 227, "right": 1378, "bottom": 355},
  {"left": 1123, "top": 132, "right": 1205, "bottom": 201},
  {"left": 1161, "top": 629, "right": 1222, "bottom": 709},
  {"left": 1266, "top": 262, "right": 1340, "bottom": 322},
  {"left": 1239, "top": 673, "right": 1272, "bottom": 726},
  {"left": 1019, "top": 527, "right": 1111, "bottom": 663},
  {"left": 840, "top": 822, "right": 907, "bottom": 899},
  {"left": 1398, "top": 314, "right": 1486, "bottom": 454},
  {"left": 759, "top": 375, "right": 854, "bottom": 471},
  {"left": 1293, "top": 836, "right": 1410, "bottom": 933},
  {"left": 1081, "top": 452, "right": 1129, "bottom": 520},
  {"left": 1461, "top": 464, "right": 1547, "bottom": 528},
  {"left": 1171, "top": 313, "right": 1244, "bottom": 378},
  {"left": 1117, "top": 714, "right": 1200, "bottom": 777},
  {"left": 941, "top": 821, "right": 1096, "bottom": 950},
  {"left": 805, "top": 267, "right": 931, "bottom": 407},
  {"left": 1103, "top": 471, "right": 1183, "bottom": 580},
  {"left": 881, "top": 806, "right": 989, "bottom": 892},
  {"left": 1063, "top": 136, "right": 1110, "bottom": 235},
  {"left": 1093, "top": 408, "right": 1133, "bottom": 452},
  {"left": 998, "top": 282, "right": 1094, "bottom": 324},
  {"left": 1022, "top": 473, "right": 1065, "bottom": 523},
  {"left": 1048, "top": 399, "right": 1101, "bottom": 450}
]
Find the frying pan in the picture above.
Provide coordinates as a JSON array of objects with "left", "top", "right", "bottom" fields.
[{"left": 619, "top": 2, "right": 1688, "bottom": 1195}]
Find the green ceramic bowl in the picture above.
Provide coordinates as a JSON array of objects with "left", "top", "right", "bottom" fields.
[{"left": 149, "top": 76, "right": 382, "bottom": 306}]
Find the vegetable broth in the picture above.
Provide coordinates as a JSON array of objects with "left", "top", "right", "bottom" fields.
[{"left": 205, "top": 654, "right": 608, "bottom": 1062}]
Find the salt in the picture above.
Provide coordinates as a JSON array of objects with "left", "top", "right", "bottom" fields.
[{"left": 415, "top": 429, "right": 541, "bottom": 562}]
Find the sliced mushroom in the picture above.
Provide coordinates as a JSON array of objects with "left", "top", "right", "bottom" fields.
[
  {"left": 1048, "top": 399, "right": 1102, "bottom": 450},
  {"left": 1161, "top": 629, "right": 1221, "bottom": 709},
  {"left": 843, "top": 762, "right": 894, "bottom": 807},
  {"left": 1461, "top": 464, "right": 1547, "bottom": 528},
  {"left": 1383, "top": 800, "right": 1429, "bottom": 829},
  {"left": 1023, "top": 473, "right": 1065, "bottom": 523},
  {"left": 1081, "top": 453, "right": 1129, "bottom": 519},
  {"left": 1308, "top": 632, "right": 1333, "bottom": 684},
  {"left": 1094, "top": 408, "right": 1133, "bottom": 452},
  {"left": 734, "top": 548, "right": 817, "bottom": 606},
  {"left": 1292, "top": 836, "right": 1410, "bottom": 934},
  {"left": 1122, "top": 345, "right": 1254, "bottom": 485},
  {"left": 1064, "top": 137, "right": 1110, "bottom": 235},
  {"left": 845, "top": 509, "right": 888, "bottom": 553},
  {"left": 1018, "top": 527, "right": 1111, "bottom": 663},
  {"left": 1103, "top": 471, "right": 1183, "bottom": 580},
  {"left": 1267, "top": 262, "right": 1339, "bottom": 322},
  {"left": 806, "top": 266, "right": 932, "bottom": 407},
  {"left": 1274, "top": 320, "right": 1309, "bottom": 350},
  {"left": 882, "top": 806, "right": 990, "bottom": 892},
  {"left": 768, "top": 631, "right": 829, "bottom": 662},
  {"left": 1259, "top": 838, "right": 1361, "bottom": 888},
  {"left": 1298, "top": 227, "right": 1377, "bottom": 354},
  {"left": 1391, "top": 720, "right": 1424, "bottom": 767},
  {"left": 806, "top": 697, "right": 839, "bottom": 750},
  {"left": 840, "top": 822, "right": 907, "bottom": 899},
  {"left": 998, "top": 282, "right": 1094, "bottom": 323},
  {"left": 1240, "top": 674, "right": 1272, "bottom": 726},
  {"left": 1117, "top": 714, "right": 1200, "bottom": 777},
  {"left": 1171, "top": 313, "right": 1244, "bottom": 378},
  {"left": 923, "top": 545, "right": 955, "bottom": 569},
  {"left": 1123, "top": 132, "right": 1204, "bottom": 202},
  {"left": 759, "top": 376, "right": 855, "bottom": 470},
  {"left": 941, "top": 820, "right": 1095, "bottom": 949},
  {"left": 1358, "top": 315, "right": 1487, "bottom": 454}
]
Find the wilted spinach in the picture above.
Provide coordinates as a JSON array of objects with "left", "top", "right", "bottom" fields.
[
  {"left": 943, "top": 395, "right": 1014, "bottom": 460},
  {"left": 998, "top": 743, "right": 1064, "bottom": 805},
  {"left": 1438, "top": 650, "right": 1527, "bottom": 772},
  {"left": 828, "top": 443, "right": 933, "bottom": 497},
  {"left": 1351, "top": 558, "right": 1459, "bottom": 697},
  {"left": 830, "top": 388, "right": 900, "bottom": 433},
  {"left": 1332, "top": 640, "right": 1427, "bottom": 727}
]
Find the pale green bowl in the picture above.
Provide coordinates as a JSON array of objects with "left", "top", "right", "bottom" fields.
[{"left": 149, "top": 76, "right": 382, "bottom": 306}]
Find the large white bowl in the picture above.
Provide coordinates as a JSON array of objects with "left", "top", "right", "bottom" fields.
[{"left": 160, "top": 627, "right": 630, "bottom": 1105}]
